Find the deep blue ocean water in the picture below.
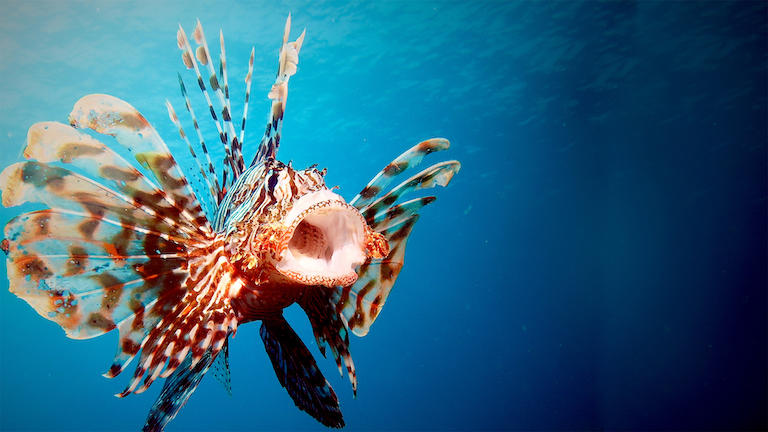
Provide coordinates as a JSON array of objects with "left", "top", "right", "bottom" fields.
[{"left": 0, "top": 1, "right": 765, "bottom": 431}]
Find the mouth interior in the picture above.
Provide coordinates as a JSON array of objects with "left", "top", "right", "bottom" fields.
[{"left": 277, "top": 202, "right": 366, "bottom": 286}]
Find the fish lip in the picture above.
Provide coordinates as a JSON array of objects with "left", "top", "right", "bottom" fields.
[{"left": 275, "top": 194, "right": 367, "bottom": 287}]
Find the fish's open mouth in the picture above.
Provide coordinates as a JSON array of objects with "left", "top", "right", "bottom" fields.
[{"left": 275, "top": 190, "right": 367, "bottom": 287}]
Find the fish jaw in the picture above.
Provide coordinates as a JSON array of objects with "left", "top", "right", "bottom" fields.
[{"left": 271, "top": 189, "right": 386, "bottom": 287}]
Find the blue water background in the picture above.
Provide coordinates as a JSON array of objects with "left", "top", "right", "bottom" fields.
[{"left": 0, "top": 1, "right": 765, "bottom": 430}]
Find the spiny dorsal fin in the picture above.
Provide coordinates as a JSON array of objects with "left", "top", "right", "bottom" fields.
[
  {"left": 190, "top": 21, "right": 239, "bottom": 178},
  {"left": 175, "top": 73, "right": 224, "bottom": 202},
  {"left": 177, "top": 23, "right": 232, "bottom": 191},
  {"left": 238, "top": 47, "right": 255, "bottom": 165},
  {"left": 165, "top": 99, "right": 218, "bottom": 215},
  {"left": 251, "top": 14, "right": 306, "bottom": 165},
  {"left": 219, "top": 30, "right": 244, "bottom": 176}
]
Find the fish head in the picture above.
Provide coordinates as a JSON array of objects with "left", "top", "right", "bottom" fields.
[{"left": 232, "top": 160, "right": 389, "bottom": 288}]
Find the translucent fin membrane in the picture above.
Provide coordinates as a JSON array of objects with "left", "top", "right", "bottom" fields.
[
  {"left": 175, "top": 73, "right": 223, "bottom": 202},
  {"left": 177, "top": 23, "right": 231, "bottom": 191},
  {"left": 299, "top": 289, "right": 357, "bottom": 394},
  {"left": 252, "top": 14, "right": 306, "bottom": 165},
  {"left": 0, "top": 93, "right": 239, "bottom": 404},
  {"left": 338, "top": 138, "right": 461, "bottom": 336}
]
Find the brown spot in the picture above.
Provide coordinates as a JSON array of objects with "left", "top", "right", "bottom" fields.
[
  {"left": 21, "top": 161, "right": 67, "bottom": 190},
  {"left": 382, "top": 195, "right": 397, "bottom": 206},
  {"left": 78, "top": 219, "right": 100, "bottom": 239},
  {"left": 108, "top": 363, "right": 122, "bottom": 377},
  {"left": 360, "top": 186, "right": 379, "bottom": 199},
  {"left": 389, "top": 219, "right": 416, "bottom": 242},
  {"left": 33, "top": 213, "right": 50, "bottom": 236},
  {"left": 132, "top": 189, "right": 164, "bottom": 207},
  {"left": 100, "top": 166, "right": 140, "bottom": 182},
  {"left": 81, "top": 201, "right": 107, "bottom": 218},
  {"left": 140, "top": 153, "right": 185, "bottom": 189},
  {"left": 170, "top": 193, "right": 190, "bottom": 210},
  {"left": 196, "top": 45, "right": 209, "bottom": 65},
  {"left": 416, "top": 140, "right": 440, "bottom": 154},
  {"left": 64, "top": 245, "right": 88, "bottom": 276},
  {"left": 194, "top": 214, "right": 209, "bottom": 227},
  {"left": 87, "top": 312, "right": 116, "bottom": 331},
  {"left": 111, "top": 219, "right": 134, "bottom": 256},
  {"left": 58, "top": 142, "right": 103, "bottom": 163},
  {"left": 121, "top": 338, "right": 140, "bottom": 355},
  {"left": 129, "top": 298, "right": 145, "bottom": 331},
  {"left": 380, "top": 262, "right": 400, "bottom": 281},
  {"left": 348, "top": 311, "right": 362, "bottom": 330},
  {"left": 119, "top": 112, "right": 150, "bottom": 130},
  {"left": 47, "top": 290, "right": 79, "bottom": 323},
  {"left": 73, "top": 193, "right": 107, "bottom": 218},
  {"left": 273, "top": 102, "right": 284, "bottom": 123},
  {"left": 182, "top": 51, "right": 193, "bottom": 68},
  {"left": 358, "top": 261, "right": 370, "bottom": 275},
  {"left": 355, "top": 280, "right": 377, "bottom": 309},
  {"left": 363, "top": 207, "right": 377, "bottom": 223},
  {"left": 386, "top": 205, "right": 405, "bottom": 220},
  {"left": 369, "top": 294, "right": 383, "bottom": 317},
  {"left": 383, "top": 161, "right": 408, "bottom": 177},
  {"left": 166, "top": 357, "right": 181, "bottom": 372},
  {"left": 17, "top": 256, "right": 52, "bottom": 281},
  {"left": 149, "top": 153, "right": 174, "bottom": 171},
  {"left": 337, "top": 286, "right": 352, "bottom": 314},
  {"left": 92, "top": 273, "right": 124, "bottom": 311},
  {"left": 1, "top": 239, "right": 9, "bottom": 255},
  {"left": 143, "top": 233, "right": 185, "bottom": 257}
]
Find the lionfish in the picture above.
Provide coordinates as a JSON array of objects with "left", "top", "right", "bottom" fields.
[{"left": 0, "top": 15, "right": 459, "bottom": 431}]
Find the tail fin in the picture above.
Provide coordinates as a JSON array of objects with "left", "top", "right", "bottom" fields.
[
  {"left": 260, "top": 315, "right": 344, "bottom": 428},
  {"left": 338, "top": 138, "right": 460, "bottom": 336}
]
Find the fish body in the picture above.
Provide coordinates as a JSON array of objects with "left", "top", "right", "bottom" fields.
[{"left": 0, "top": 16, "right": 459, "bottom": 431}]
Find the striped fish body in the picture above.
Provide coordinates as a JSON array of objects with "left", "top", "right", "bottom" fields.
[
  {"left": 0, "top": 15, "right": 460, "bottom": 432},
  {"left": 215, "top": 159, "right": 389, "bottom": 321}
]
